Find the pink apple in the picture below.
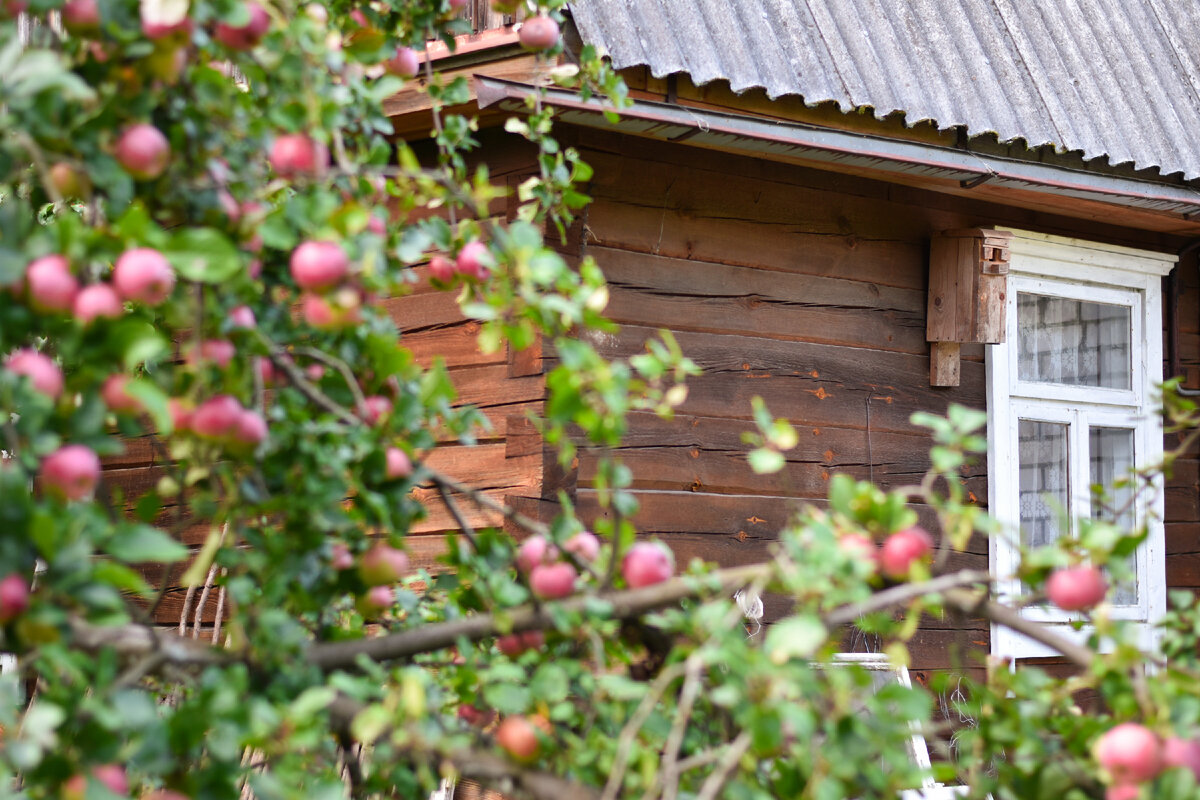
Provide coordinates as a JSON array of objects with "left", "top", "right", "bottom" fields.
[
  {"left": 0, "top": 574, "right": 30, "bottom": 623},
  {"left": 301, "top": 292, "right": 361, "bottom": 330},
  {"left": 360, "top": 395, "right": 392, "bottom": 425},
  {"left": 187, "top": 339, "right": 236, "bottom": 369},
  {"left": 428, "top": 255, "right": 455, "bottom": 283},
  {"left": 25, "top": 254, "right": 78, "bottom": 312},
  {"left": 269, "top": 133, "right": 328, "bottom": 178},
  {"left": 91, "top": 765, "right": 129, "bottom": 796},
  {"left": 385, "top": 447, "right": 412, "bottom": 479},
  {"left": 516, "top": 536, "right": 556, "bottom": 574},
  {"left": 290, "top": 241, "right": 348, "bottom": 290},
  {"left": 142, "top": 14, "right": 192, "bottom": 39},
  {"left": 0, "top": 0, "right": 28, "bottom": 17},
  {"left": 359, "top": 542, "right": 409, "bottom": 585},
  {"left": 115, "top": 123, "right": 171, "bottom": 180},
  {"left": 143, "top": 792, "right": 192, "bottom": 800},
  {"left": 456, "top": 240, "right": 492, "bottom": 280},
  {"left": 496, "top": 715, "right": 551, "bottom": 762},
  {"left": 1163, "top": 736, "right": 1200, "bottom": 781},
  {"left": 447, "top": 0, "right": 467, "bottom": 8},
  {"left": 5, "top": 349, "right": 63, "bottom": 399},
  {"left": 232, "top": 409, "right": 267, "bottom": 447},
  {"left": 385, "top": 46, "right": 421, "bottom": 78},
  {"left": 519, "top": 15, "right": 559, "bottom": 51},
  {"left": 113, "top": 248, "right": 175, "bottom": 304},
  {"left": 101, "top": 374, "right": 142, "bottom": 413},
  {"left": 1046, "top": 565, "right": 1108, "bottom": 612},
  {"left": 530, "top": 561, "right": 577, "bottom": 599},
  {"left": 457, "top": 704, "right": 496, "bottom": 727},
  {"left": 40, "top": 444, "right": 101, "bottom": 502},
  {"left": 622, "top": 541, "right": 674, "bottom": 588},
  {"left": 214, "top": 1, "right": 270, "bottom": 50},
  {"left": 877, "top": 526, "right": 933, "bottom": 580},
  {"left": 330, "top": 542, "right": 354, "bottom": 570},
  {"left": 840, "top": 532, "right": 877, "bottom": 566},
  {"left": 73, "top": 283, "right": 123, "bottom": 323},
  {"left": 229, "top": 305, "right": 256, "bottom": 329},
  {"left": 305, "top": 364, "right": 324, "bottom": 382},
  {"left": 191, "top": 395, "right": 243, "bottom": 439},
  {"left": 1095, "top": 723, "right": 1163, "bottom": 784},
  {"left": 365, "top": 215, "right": 386, "bottom": 236},
  {"left": 168, "top": 398, "right": 194, "bottom": 432},
  {"left": 256, "top": 357, "right": 278, "bottom": 387},
  {"left": 1105, "top": 786, "right": 1141, "bottom": 800},
  {"left": 564, "top": 531, "right": 600, "bottom": 562},
  {"left": 62, "top": 0, "right": 100, "bottom": 32},
  {"left": 357, "top": 585, "right": 394, "bottom": 615}
]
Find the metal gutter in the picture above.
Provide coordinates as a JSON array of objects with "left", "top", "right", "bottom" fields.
[{"left": 473, "top": 76, "right": 1200, "bottom": 218}]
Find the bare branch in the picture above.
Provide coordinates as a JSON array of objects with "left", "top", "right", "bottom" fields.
[{"left": 694, "top": 730, "right": 752, "bottom": 800}]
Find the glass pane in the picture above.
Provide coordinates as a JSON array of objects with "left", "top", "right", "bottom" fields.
[
  {"left": 1091, "top": 427, "right": 1137, "bottom": 605},
  {"left": 1019, "top": 420, "right": 1069, "bottom": 548},
  {"left": 1017, "top": 293, "right": 1132, "bottom": 389}
]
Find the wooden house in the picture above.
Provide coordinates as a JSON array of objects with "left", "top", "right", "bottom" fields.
[{"left": 379, "top": 0, "right": 1200, "bottom": 686}]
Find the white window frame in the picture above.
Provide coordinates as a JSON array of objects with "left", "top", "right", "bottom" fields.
[{"left": 986, "top": 229, "right": 1175, "bottom": 659}]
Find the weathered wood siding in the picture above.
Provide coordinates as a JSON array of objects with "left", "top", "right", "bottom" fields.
[{"left": 552, "top": 124, "right": 1194, "bottom": 682}]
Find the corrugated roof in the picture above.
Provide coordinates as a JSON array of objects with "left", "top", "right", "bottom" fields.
[{"left": 569, "top": 0, "right": 1200, "bottom": 181}]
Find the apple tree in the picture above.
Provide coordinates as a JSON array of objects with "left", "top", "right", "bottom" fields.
[{"left": 3, "top": 1, "right": 1200, "bottom": 799}]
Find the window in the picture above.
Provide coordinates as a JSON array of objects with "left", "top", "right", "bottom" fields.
[{"left": 986, "top": 230, "right": 1175, "bottom": 659}]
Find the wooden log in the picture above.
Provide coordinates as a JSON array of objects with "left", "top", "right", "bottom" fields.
[{"left": 930, "top": 341, "right": 961, "bottom": 387}]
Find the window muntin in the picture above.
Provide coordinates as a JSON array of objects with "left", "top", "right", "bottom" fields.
[{"left": 1017, "top": 419, "right": 1069, "bottom": 549}]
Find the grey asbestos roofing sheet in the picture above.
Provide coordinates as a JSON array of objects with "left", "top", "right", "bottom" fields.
[{"left": 569, "top": 0, "right": 1200, "bottom": 180}]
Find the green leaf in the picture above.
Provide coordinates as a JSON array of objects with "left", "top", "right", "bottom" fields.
[
  {"left": 106, "top": 524, "right": 187, "bottom": 564},
  {"left": 765, "top": 615, "right": 827, "bottom": 664},
  {"left": 110, "top": 318, "right": 169, "bottom": 370},
  {"left": 482, "top": 682, "right": 532, "bottom": 714},
  {"left": 748, "top": 447, "right": 785, "bottom": 475},
  {"left": 164, "top": 227, "right": 243, "bottom": 283},
  {"left": 124, "top": 379, "right": 172, "bottom": 435},
  {"left": 289, "top": 687, "right": 336, "bottom": 722}
]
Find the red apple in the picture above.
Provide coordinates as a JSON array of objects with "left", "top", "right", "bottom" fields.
[
  {"left": 301, "top": 292, "right": 361, "bottom": 330},
  {"left": 191, "top": 395, "right": 244, "bottom": 440},
  {"left": 214, "top": 1, "right": 270, "bottom": 50},
  {"left": 229, "top": 305, "right": 256, "bottom": 329},
  {"left": 113, "top": 248, "right": 176, "bottom": 305},
  {"left": 269, "top": 133, "right": 328, "bottom": 178},
  {"left": 1105, "top": 786, "right": 1141, "bottom": 800},
  {"left": 518, "top": 15, "right": 559, "bottom": 51},
  {"left": 447, "top": 0, "right": 467, "bottom": 8},
  {"left": 115, "top": 123, "right": 171, "bottom": 180},
  {"left": 1095, "top": 723, "right": 1163, "bottom": 784},
  {"left": 622, "top": 541, "right": 674, "bottom": 588},
  {"left": 62, "top": 0, "right": 100, "bottom": 32},
  {"left": 384, "top": 46, "right": 421, "bottom": 78},
  {"left": 1046, "top": 565, "right": 1108, "bottom": 612},
  {"left": 74, "top": 283, "right": 123, "bottom": 323},
  {"left": 232, "top": 409, "right": 267, "bottom": 447},
  {"left": 142, "top": 14, "right": 192, "bottom": 39},
  {"left": 457, "top": 704, "right": 496, "bottom": 727},
  {"left": 456, "top": 240, "right": 492, "bottom": 280},
  {"left": 365, "top": 215, "right": 386, "bottom": 236},
  {"left": 48, "top": 162, "right": 90, "bottom": 198},
  {"left": 101, "top": 374, "right": 142, "bottom": 414},
  {"left": 0, "top": 0, "right": 28, "bottom": 17},
  {"left": 530, "top": 561, "right": 577, "bottom": 599},
  {"left": 6, "top": 349, "right": 64, "bottom": 399},
  {"left": 0, "top": 574, "right": 30, "bottom": 623},
  {"left": 330, "top": 542, "right": 354, "bottom": 570},
  {"left": 40, "top": 444, "right": 101, "bottom": 502},
  {"left": 290, "top": 241, "right": 348, "bottom": 290},
  {"left": 25, "top": 254, "right": 78, "bottom": 312},
  {"left": 516, "top": 536, "right": 556, "bottom": 574},
  {"left": 360, "top": 395, "right": 392, "bottom": 425},
  {"left": 143, "top": 792, "right": 191, "bottom": 800},
  {"left": 877, "top": 526, "right": 933, "bottom": 580},
  {"left": 564, "top": 531, "right": 600, "bottom": 562},
  {"left": 91, "top": 765, "right": 129, "bottom": 796},
  {"left": 304, "top": 364, "right": 324, "bottom": 382},
  {"left": 1163, "top": 736, "right": 1200, "bottom": 781},
  {"left": 358, "top": 542, "right": 409, "bottom": 585},
  {"left": 385, "top": 447, "right": 412, "bottom": 479},
  {"left": 840, "top": 532, "right": 877, "bottom": 564},
  {"left": 496, "top": 630, "right": 543, "bottom": 657},
  {"left": 496, "top": 715, "right": 551, "bottom": 762},
  {"left": 428, "top": 255, "right": 455, "bottom": 284}
]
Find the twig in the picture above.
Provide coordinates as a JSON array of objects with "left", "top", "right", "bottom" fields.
[
  {"left": 600, "top": 663, "right": 686, "bottom": 800},
  {"left": 657, "top": 655, "right": 704, "bottom": 800},
  {"left": 293, "top": 345, "right": 368, "bottom": 413},
  {"left": 437, "top": 482, "right": 482, "bottom": 554},
  {"left": 694, "top": 730, "right": 752, "bottom": 800},
  {"left": 823, "top": 569, "right": 991, "bottom": 627},
  {"left": 943, "top": 588, "right": 1095, "bottom": 669}
]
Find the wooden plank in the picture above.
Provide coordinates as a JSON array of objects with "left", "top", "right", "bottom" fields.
[
  {"left": 930, "top": 341, "right": 961, "bottom": 387},
  {"left": 568, "top": 324, "right": 986, "bottom": 435},
  {"left": 592, "top": 247, "right": 929, "bottom": 356},
  {"left": 404, "top": 321, "right": 501, "bottom": 369}
]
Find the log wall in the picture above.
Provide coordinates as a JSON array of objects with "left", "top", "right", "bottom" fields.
[{"left": 552, "top": 124, "right": 1196, "bottom": 686}]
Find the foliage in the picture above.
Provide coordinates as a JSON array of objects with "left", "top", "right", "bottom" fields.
[{"left": 2, "top": 1, "right": 1200, "bottom": 799}]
